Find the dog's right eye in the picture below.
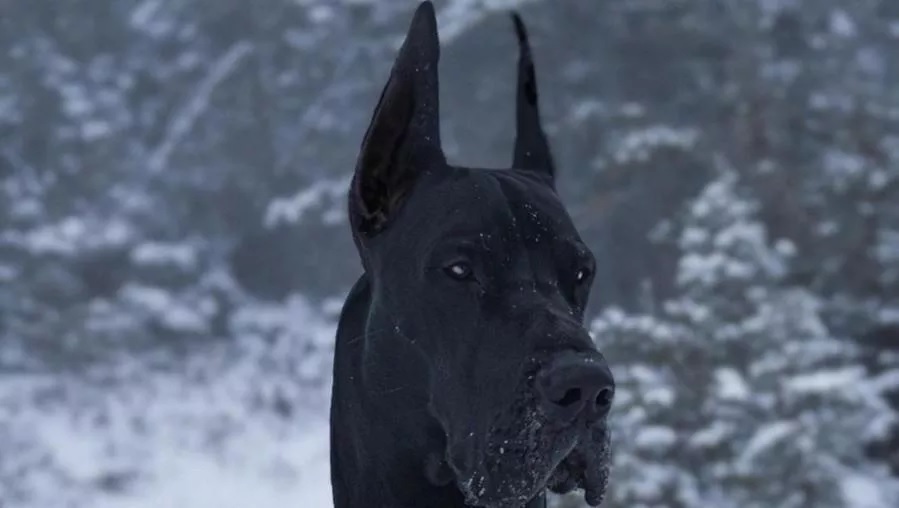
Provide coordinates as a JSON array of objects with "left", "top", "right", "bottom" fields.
[{"left": 444, "top": 261, "right": 473, "bottom": 281}]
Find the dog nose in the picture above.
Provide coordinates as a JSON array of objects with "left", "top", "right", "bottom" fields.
[{"left": 537, "top": 351, "right": 614, "bottom": 423}]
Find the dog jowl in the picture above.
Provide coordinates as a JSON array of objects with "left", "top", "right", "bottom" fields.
[{"left": 330, "top": 2, "right": 613, "bottom": 507}]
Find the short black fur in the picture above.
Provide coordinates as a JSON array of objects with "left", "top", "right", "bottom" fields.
[{"left": 331, "top": 3, "right": 614, "bottom": 507}]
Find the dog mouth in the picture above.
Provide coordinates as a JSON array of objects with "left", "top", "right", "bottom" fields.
[
  {"left": 545, "top": 425, "right": 611, "bottom": 506},
  {"left": 445, "top": 361, "right": 612, "bottom": 507},
  {"left": 451, "top": 422, "right": 611, "bottom": 508}
]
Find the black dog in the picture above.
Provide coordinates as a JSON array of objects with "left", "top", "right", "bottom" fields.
[{"left": 330, "top": 3, "right": 613, "bottom": 507}]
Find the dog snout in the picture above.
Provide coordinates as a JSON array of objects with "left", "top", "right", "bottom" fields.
[{"left": 536, "top": 351, "right": 614, "bottom": 424}]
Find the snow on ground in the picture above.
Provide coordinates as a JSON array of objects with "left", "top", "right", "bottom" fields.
[
  {"left": 0, "top": 298, "right": 337, "bottom": 508},
  {"left": 87, "top": 419, "right": 333, "bottom": 508},
  {"left": 0, "top": 369, "right": 334, "bottom": 508},
  {"left": 1, "top": 292, "right": 896, "bottom": 508}
]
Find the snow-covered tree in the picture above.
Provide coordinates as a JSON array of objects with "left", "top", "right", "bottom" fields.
[
  {"left": 3, "top": 0, "right": 899, "bottom": 505},
  {"left": 587, "top": 172, "right": 898, "bottom": 508}
]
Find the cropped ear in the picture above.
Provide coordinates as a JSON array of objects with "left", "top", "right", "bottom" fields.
[
  {"left": 510, "top": 13, "right": 555, "bottom": 185},
  {"left": 349, "top": 1, "right": 444, "bottom": 238}
]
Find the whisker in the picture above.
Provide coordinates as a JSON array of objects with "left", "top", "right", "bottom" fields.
[{"left": 344, "top": 326, "right": 396, "bottom": 345}]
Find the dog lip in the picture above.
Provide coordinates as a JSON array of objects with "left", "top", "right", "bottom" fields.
[
  {"left": 446, "top": 356, "right": 610, "bottom": 507},
  {"left": 446, "top": 432, "right": 481, "bottom": 477},
  {"left": 455, "top": 423, "right": 589, "bottom": 507},
  {"left": 543, "top": 422, "right": 611, "bottom": 506},
  {"left": 424, "top": 451, "right": 455, "bottom": 486}
]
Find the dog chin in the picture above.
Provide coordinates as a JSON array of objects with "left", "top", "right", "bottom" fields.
[
  {"left": 546, "top": 425, "right": 611, "bottom": 507},
  {"left": 452, "top": 440, "right": 565, "bottom": 508},
  {"left": 455, "top": 425, "right": 611, "bottom": 508},
  {"left": 457, "top": 474, "right": 545, "bottom": 508}
]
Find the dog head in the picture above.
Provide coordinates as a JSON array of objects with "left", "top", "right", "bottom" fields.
[{"left": 348, "top": 3, "right": 613, "bottom": 506}]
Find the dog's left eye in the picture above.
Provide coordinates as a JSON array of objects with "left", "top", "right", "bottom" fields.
[
  {"left": 445, "top": 261, "right": 474, "bottom": 281},
  {"left": 576, "top": 267, "right": 592, "bottom": 284}
]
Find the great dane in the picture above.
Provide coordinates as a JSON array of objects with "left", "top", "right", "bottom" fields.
[{"left": 330, "top": 2, "right": 614, "bottom": 507}]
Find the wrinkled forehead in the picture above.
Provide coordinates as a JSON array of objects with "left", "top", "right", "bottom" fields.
[{"left": 408, "top": 167, "right": 581, "bottom": 246}]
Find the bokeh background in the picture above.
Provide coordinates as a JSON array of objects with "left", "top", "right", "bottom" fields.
[{"left": 2, "top": 0, "right": 899, "bottom": 506}]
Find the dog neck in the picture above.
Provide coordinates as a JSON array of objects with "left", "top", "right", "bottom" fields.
[{"left": 330, "top": 276, "right": 548, "bottom": 508}]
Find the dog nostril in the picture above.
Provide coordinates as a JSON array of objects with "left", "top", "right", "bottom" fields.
[
  {"left": 555, "top": 388, "right": 582, "bottom": 408},
  {"left": 538, "top": 351, "right": 614, "bottom": 423},
  {"left": 595, "top": 387, "right": 613, "bottom": 410}
]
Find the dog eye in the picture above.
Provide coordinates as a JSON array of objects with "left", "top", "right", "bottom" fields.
[
  {"left": 576, "top": 267, "right": 592, "bottom": 284},
  {"left": 444, "top": 261, "right": 473, "bottom": 281}
]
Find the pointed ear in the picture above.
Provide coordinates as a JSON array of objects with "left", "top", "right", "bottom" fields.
[
  {"left": 350, "top": 1, "right": 444, "bottom": 238},
  {"left": 510, "top": 13, "right": 556, "bottom": 185}
]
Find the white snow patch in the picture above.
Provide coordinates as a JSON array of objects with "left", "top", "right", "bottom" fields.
[
  {"left": 613, "top": 125, "right": 699, "bottom": 165},
  {"left": 689, "top": 421, "right": 733, "bottom": 449},
  {"left": 88, "top": 421, "right": 333, "bottom": 508},
  {"left": 0, "top": 301, "right": 337, "bottom": 508},
  {"left": 264, "top": 175, "right": 349, "bottom": 228},
  {"left": 714, "top": 367, "right": 750, "bottom": 401},
  {"left": 81, "top": 120, "right": 112, "bottom": 141},
  {"left": 131, "top": 242, "right": 197, "bottom": 269},
  {"left": 842, "top": 472, "right": 891, "bottom": 508},
  {"left": 784, "top": 367, "right": 865, "bottom": 395},
  {"left": 829, "top": 9, "right": 857, "bottom": 38},
  {"left": 737, "top": 421, "right": 798, "bottom": 469},
  {"left": 10, "top": 216, "right": 133, "bottom": 255},
  {"left": 634, "top": 426, "right": 677, "bottom": 451}
]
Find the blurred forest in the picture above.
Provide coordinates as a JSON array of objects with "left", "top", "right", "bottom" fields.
[{"left": 1, "top": 0, "right": 899, "bottom": 507}]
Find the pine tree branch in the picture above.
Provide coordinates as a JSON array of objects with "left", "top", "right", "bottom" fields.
[{"left": 147, "top": 41, "right": 254, "bottom": 174}]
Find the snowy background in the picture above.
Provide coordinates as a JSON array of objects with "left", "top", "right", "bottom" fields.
[{"left": 2, "top": 0, "right": 899, "bottom": 507}]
